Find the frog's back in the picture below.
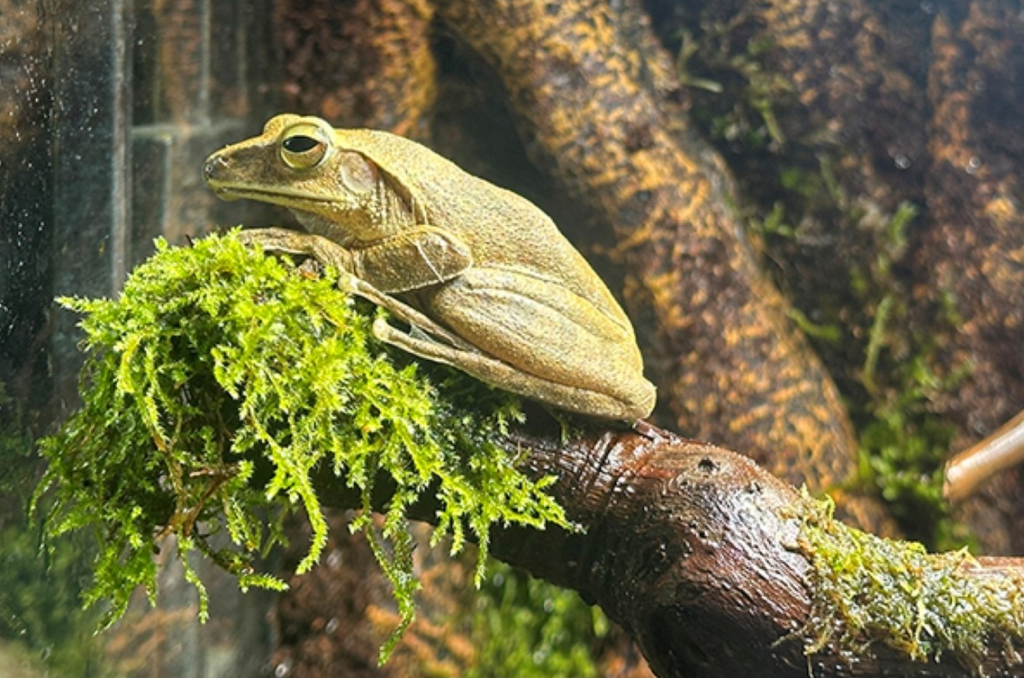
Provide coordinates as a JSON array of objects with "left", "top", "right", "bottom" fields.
[{"left": 335, "top": 129, "right": 629, "bottom": 330}]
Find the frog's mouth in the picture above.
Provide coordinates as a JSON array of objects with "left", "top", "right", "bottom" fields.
[
  {"left": 207, "top": 182, "right": 340, "bottom": 205},
  {"left": 202, "top": 152, "right": 341, "bottom": 205}
]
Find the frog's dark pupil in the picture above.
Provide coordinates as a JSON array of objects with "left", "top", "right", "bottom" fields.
[{"left": 284, "top": 135, "right": 319, "bottom": 153}]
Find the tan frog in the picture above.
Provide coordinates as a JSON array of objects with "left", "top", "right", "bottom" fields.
[{"left": 203, "top": 114, "right": 655, "bottom": 420}]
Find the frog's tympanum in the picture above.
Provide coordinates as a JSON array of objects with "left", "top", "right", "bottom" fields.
[{"left": 203, "top": 114, "right": 656, "bottom": 420}]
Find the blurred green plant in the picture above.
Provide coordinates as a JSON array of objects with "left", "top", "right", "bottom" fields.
[
  {"left": 0, "top": 382, "right": 112, "bottom": 676},
  {"left": 847, "top": 202, "right": 971, "bottom": 549},
  {"left": 34, "top": 231, "right": 569, "bottom": 662},
  {"left": 468, "top": 563, "right": 607, "bottom": 678},
  {"left": 751, "top": 189, "right": 968, "bottom": 548}
]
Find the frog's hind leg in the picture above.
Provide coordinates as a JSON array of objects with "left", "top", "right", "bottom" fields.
[
  {"left": 371, "top": 316, "right": 637, "bottom": 420},
  {"left": 351, "top": 280, "right": 476, "bottom": 351}
]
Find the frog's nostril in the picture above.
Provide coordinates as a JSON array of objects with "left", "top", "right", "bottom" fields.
[{"left": 203, "top": 155, "right": 228, "bottom": 182}]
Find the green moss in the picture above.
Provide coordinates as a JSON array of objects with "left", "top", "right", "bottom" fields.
[
  {"left": 798, "top": 494, "right": 1024, "bottom": 674},
  {"left": 786, "top": 307, "right": 841, "bottom": 344},
  {"left": 0, "top": 525, "right": 111, "bottom": 676},
  {"left": 856, "top": 354, "right": 971, "bottom": 549},
  {"left": 34, "top": 231, "right": 569, "bottom": 662},
  {"left": 746, "top": 191, "right": 965, "bottom": 547},
  {"left": 0, "top": 381, "right": 36, "bottom": 502},
  {"left": 0, "top": 639, "right": 47, "bottom": 678},
  {"left": 673, "top": 30, "right": 725, "bottom": 94}
]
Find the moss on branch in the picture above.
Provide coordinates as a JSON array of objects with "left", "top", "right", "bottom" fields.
[
  {"left": 35, "top": 231, "right": 568, "bottom": 661},
  {"left": 798, "top": 494, "right": 1024, "bottom": 674}
]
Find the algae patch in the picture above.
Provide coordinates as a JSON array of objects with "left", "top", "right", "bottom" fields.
[
  {"left": 35, "top": 231, "right": 568, "bottom": 661},
  {"left": 798, "top": 494, "right": 1024, "bottom": 674}
]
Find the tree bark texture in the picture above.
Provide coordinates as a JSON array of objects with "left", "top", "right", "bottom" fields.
[{"left": 273, "top": 0, "right": 437, "bottom": 139}]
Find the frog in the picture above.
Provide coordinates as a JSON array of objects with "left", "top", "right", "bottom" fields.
[{"left": 203, "top": 114, "right": 656, "bottom": 421}]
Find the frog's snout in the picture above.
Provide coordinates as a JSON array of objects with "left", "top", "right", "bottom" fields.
[{"left": 202, "top": 153, "right": 229, "bottom": 184}]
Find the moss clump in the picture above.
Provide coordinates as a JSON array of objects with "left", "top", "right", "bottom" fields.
[
  {"left": 855, "top": 355, "right": 967, "bottom": 549},
  {"left": 35, "top": 231, "right": 568, "bottom": 661},
  {"left": 798, "top": 494, "right": 1024, "bottom": 674}
]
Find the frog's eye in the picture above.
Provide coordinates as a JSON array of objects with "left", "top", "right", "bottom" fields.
[{"left": 279, "top": 122, "right": 331, "bottom": 170}]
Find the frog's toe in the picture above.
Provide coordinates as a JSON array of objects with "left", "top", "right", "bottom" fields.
[{"left": 236, "top": 226, "right": 304, "bottom": 250}]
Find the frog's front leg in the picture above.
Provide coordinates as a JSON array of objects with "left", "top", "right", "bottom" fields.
[
  {"left": 237, "top": 227, "right": 355, "bottom": 281},
  {"left": 238, "top": 227, "right": 475, "bottom": 351}
]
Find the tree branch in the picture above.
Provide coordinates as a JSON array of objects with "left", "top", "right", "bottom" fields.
[{"left": 318, "top": 417, "right": 1024, "bottom": 678}]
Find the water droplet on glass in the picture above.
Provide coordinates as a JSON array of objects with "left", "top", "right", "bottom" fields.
[
  {"left": 920, "top": 0, "right": 937, "bottom": 13},
  {"left": 894, "top": 154, "right": 911, "bottom": 170},
  {"left": 965, "top": 156, "right": 982, "bottom": 175},
  {"left": 325, "top": 617, "right": 339, "bottom": 634},
  {"left": 274, "top": 660, "right": 292, "bottom": 678}
]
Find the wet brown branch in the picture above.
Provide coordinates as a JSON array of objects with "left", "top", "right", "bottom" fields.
[{"left": 314, "top": 419, "right": 1024, "bottom": 678}]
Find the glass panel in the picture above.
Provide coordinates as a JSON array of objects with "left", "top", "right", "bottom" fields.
[{"left": 1, "top": 1, "right": 279, "bottom": 675}]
